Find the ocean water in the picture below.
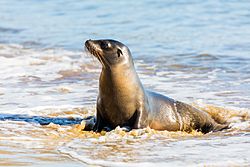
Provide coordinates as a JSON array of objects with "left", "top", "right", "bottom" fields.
[{"left": 0, "top": 0, "right": 250, "bottom": 166}]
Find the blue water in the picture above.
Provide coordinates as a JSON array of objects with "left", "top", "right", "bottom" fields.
[
  {"left": 1, "top": 0, "right": 250, "bottom": 55},
  {"left": 0, "top": 1, "right": 250, "bottom": 166}
]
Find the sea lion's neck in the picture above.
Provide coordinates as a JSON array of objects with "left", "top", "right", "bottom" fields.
[{"left": 99, "top": 64, "right": 144, "bottom": 95}]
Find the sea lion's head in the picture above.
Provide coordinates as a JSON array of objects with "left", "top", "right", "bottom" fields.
[{"left": 85, "top": 39, "right": 132, "bottom": 68}]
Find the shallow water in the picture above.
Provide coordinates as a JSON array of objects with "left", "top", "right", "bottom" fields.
[{"left": 0, "top": 0, "right": 250, "bottom": 166}]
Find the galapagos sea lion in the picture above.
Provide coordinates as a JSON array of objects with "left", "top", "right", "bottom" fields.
[{"left": 84, "top": 39, "right": 228, "bottom": 133}]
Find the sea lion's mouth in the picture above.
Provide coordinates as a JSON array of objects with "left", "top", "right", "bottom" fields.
[
  {"left": 85, "top": 40, "right": 100, "bottom": 57},
  {"left": 85, "top": 40, "right": 107, "bottom": 66}
]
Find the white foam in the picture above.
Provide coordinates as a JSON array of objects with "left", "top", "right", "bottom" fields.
[{"left": 1, "top": 105, "right": 94, "bottom": 117}]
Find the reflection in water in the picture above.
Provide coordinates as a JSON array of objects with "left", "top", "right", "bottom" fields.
[{"left": 0, "top": 113, "right": 86, "bottom": 125}]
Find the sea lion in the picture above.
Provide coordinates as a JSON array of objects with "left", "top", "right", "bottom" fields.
[{"left": 84, "top": 39, "right": 228, "bottom": 133}]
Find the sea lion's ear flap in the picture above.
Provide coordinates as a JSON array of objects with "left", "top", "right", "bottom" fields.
[{"left": 117, "top": 49, "right": 123, "bottom": 57}]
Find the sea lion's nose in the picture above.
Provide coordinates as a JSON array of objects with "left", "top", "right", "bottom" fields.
[{"left": 85, "top": 39, "right": 92, "bottom": 47}]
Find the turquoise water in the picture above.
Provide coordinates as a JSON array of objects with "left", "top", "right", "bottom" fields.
[{"left": 0, "top": 1, "right": 250, "bottom": 166}]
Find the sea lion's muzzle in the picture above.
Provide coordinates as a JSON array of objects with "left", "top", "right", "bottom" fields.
[
  {"left": 85, "top": 39, "right": 110, "bottom": 67},
  {"left": 84, "top": 39, "right": 95, "bottom": 52},
  {"left": 85, "top": 39, "right": 102, "bottom": 58}
]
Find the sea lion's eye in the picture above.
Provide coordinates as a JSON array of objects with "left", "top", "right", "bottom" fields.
[
  {"left": 100, "top": 41, "right": 110, "bottom": 49},
  {"left": 117, "top": 49, "right": 123, "bottom": 57}
]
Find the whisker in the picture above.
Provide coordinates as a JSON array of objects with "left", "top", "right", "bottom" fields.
[
  {"left": 85, "top": 44, "right": 108, "bottom": 68},
  {"left": 99, "top": 53, "right": 109, "bottom": 67},
  {"left": 84, "top": 46, "right": 97, "bottom": 64},
  {"left": 96, "top": 51, "right": 105, "bottom": 67}
]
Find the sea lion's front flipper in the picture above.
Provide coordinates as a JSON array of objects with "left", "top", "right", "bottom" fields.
[
  {"left": 93, "top": 109, "right": 108, "bottom": 132},
  {"left": 133, "top": 107, "right": 149, "bottom": 129},
  {"left": 81, "top": 116, "right": 96, "bottom": 131}
]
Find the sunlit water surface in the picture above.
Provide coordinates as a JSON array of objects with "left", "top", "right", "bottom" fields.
[{"left": 0, "top": 0, "right": 250, "bottom": 166}]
